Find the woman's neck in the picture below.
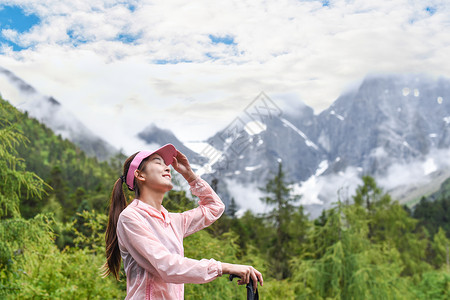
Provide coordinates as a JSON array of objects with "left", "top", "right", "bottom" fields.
[{"left": 138, "top": 189, "right": 165, "bottom": 211}]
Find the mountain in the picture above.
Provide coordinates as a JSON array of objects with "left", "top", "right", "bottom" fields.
[
  {"left": 202, "top": 74, "right": 450, "bottom": 217},
  {"left": 0, "top": 66, "right": 118, "bottom": 161},
  {"left": 316, "top": 74, "right": 450, "bottom": 175},
  {"left": 205, "top": 98, "right": 325, "bottom": 183}
]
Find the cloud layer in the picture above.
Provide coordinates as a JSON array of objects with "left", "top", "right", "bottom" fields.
[{"left": 0, "top": 0, "right": 449, "bottom": 152}]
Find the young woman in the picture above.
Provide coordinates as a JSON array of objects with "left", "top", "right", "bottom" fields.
[{"left": 103, "top": 144, "right": 263, "bottom": 299}]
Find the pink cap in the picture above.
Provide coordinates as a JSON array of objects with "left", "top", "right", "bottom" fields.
[{"left": 125, "top": 144, "right": 177, "bottom": 190}]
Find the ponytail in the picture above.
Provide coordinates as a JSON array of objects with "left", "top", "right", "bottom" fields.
[
  {"left": 102, "top": 178, "right": 127, "bottom": 279},
  {"left": 102, "top": 152, "right": 139, "bottom": 280}
]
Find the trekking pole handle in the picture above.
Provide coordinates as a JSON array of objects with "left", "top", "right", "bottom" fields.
[{"left": 229, "top": 274, "right": 260, "bottom": 299}]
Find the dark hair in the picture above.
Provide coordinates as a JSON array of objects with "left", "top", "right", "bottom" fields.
[{"left": 102, "top": 152, "right": 149, "bottom": 280}]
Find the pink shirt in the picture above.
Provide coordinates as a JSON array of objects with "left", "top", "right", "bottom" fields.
[{"left": 117, "top": 177, "right": 225, "bottom": 300}]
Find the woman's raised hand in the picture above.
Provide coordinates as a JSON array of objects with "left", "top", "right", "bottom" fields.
[{"left": 171, "top": 150, "right": 197, "bottom": 183}]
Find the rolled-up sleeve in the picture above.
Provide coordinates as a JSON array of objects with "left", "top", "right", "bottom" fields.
[
  {"left": 117, "top": 212, "right": 222, "bottom": 284},
  {"left": 181, "top": 177, "right": 225, "bottom": 237}
]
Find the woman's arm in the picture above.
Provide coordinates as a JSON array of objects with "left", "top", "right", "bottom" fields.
[
  {"left": 171, "top": 150, "right": 263, "bottom": 291},
  {"left": 172, "top": 151, "right": 225, "bottom": 237}
]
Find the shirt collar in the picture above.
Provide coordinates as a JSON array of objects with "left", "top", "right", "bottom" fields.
[{"left": 133, "top": 199, "right": 171, "bottom": 225}]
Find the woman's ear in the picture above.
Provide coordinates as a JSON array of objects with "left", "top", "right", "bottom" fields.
[{"left": 134, "top": 169, "right": 146, "bottom": 184}]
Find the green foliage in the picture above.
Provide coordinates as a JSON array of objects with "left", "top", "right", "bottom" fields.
[
  {"left": 0, "top": 97, "right": 120, "bottom": 221},
  {"left": 0, "top": 119, "right": 123, "bottom": 298},
  {"left": 292, "top": 203, "right": 412, "bottom": 299},
  {"left": 412, "top": 271, "right": 450, "bottom": 299},
  {"left": 0, "top": 121, "right": 47, "bottom": 219},
  {"left": 414, "top": 194, "right": 450, "bottom": 239},
  {"left": 431, "top": 228, "right": 450, "bottom": 270},
  {"left": 0, "top": 214, "right": 125, "bottom": 299},
  {"left": 259, "top": 162, "right": 307, "bottom": 279},
  {"left": 184, "top": 230, "right": 242, "bottom": 299}
]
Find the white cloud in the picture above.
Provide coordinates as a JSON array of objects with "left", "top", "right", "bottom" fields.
[
  {"left": 1, "top": 29, "right": 19, "bottom": 41},
  {"left": 293, "top": 167, "right": 363, "bottom": 212},
  {"left": 0, "top": 0, "right": 449, "bottom": 153},
  {"left": 377, "top": 148, "right": 450, "bottom": 191},
  {"left": 224, "top": 178, "right": 268, "bottom": 216}
]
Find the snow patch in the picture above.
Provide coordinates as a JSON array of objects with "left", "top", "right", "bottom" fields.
[
  {"left": 245, "top": 165, "right": 262, "bottom": 172},
  {"left": 315, "top": 160, "right": 328, "bottom": 176},
  {"left": 330, "top": 110, "right": 345, "bottom": 121},
  {"left": 244, "top": 121, "right": 266, "bottom": 135},
  {"left": 280, "top": 118, "right": 319, "bottom": 150}
]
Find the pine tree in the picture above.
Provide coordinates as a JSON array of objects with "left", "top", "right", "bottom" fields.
[
  {"left": 353, "top": 176, "right": 430, "bottom": 277},
  {"left": 227, "top": 197, "right": 238, "bottom": 219},
  {"left": 259, "top": 162, "right": 303, "bottom": 279}
]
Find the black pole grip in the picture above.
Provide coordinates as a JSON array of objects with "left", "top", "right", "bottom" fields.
[{"left": 229, "top": 274, "right": 259, "bottom": 300}]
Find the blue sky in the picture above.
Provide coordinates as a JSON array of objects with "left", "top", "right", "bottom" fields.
[
  {"left": 0, "top": 5, "right": 40, "bottom": 51},
  {"left": 0, "top": 0, "right": 449, "bottom": 152}
]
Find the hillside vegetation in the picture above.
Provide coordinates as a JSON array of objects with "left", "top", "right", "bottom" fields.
[{"left": 1, "top": 96, "right": 449, "bottom": 299}]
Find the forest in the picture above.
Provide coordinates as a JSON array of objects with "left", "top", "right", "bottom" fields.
[{"left": 1, "top": 96, "right": 449, "bottom": 299}]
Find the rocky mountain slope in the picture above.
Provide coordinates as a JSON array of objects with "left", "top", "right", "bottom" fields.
[{"left": 200, "top": 74, "right": 450, "bottom": 216}]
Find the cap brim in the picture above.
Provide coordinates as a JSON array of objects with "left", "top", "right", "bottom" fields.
[
  {"left": 153, "top": 144, "right": 177, "bottom": 166},
  {"left": 125, "top": 143, "right": 177, "bottom": 190}
]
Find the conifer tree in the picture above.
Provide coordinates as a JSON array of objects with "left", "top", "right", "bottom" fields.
[
  {"left": 227, "top": 197, "right": 238, "bottom": 219},
  {"left": 353, "top": 176, "right": 430, "bottom": 276},
  {"left": 260, "top": 162, "right": 303, "bottom": 279}
]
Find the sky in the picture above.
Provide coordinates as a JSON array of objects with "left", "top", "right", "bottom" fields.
[{"left": 0, "top": 0, "right": 449, "bottom": 154}]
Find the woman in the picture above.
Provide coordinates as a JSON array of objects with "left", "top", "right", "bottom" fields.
[{"left": 103, "top": 144, "right": 263, "bottom": 299}]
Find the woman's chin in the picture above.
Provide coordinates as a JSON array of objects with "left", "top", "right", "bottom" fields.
[{"left": 166, "top": 182, "right": 174, "bottom": 191}]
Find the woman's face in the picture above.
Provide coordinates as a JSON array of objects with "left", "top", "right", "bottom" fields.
[{"left": 137, "top": 153, "right": 173, "bottom": 193}]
